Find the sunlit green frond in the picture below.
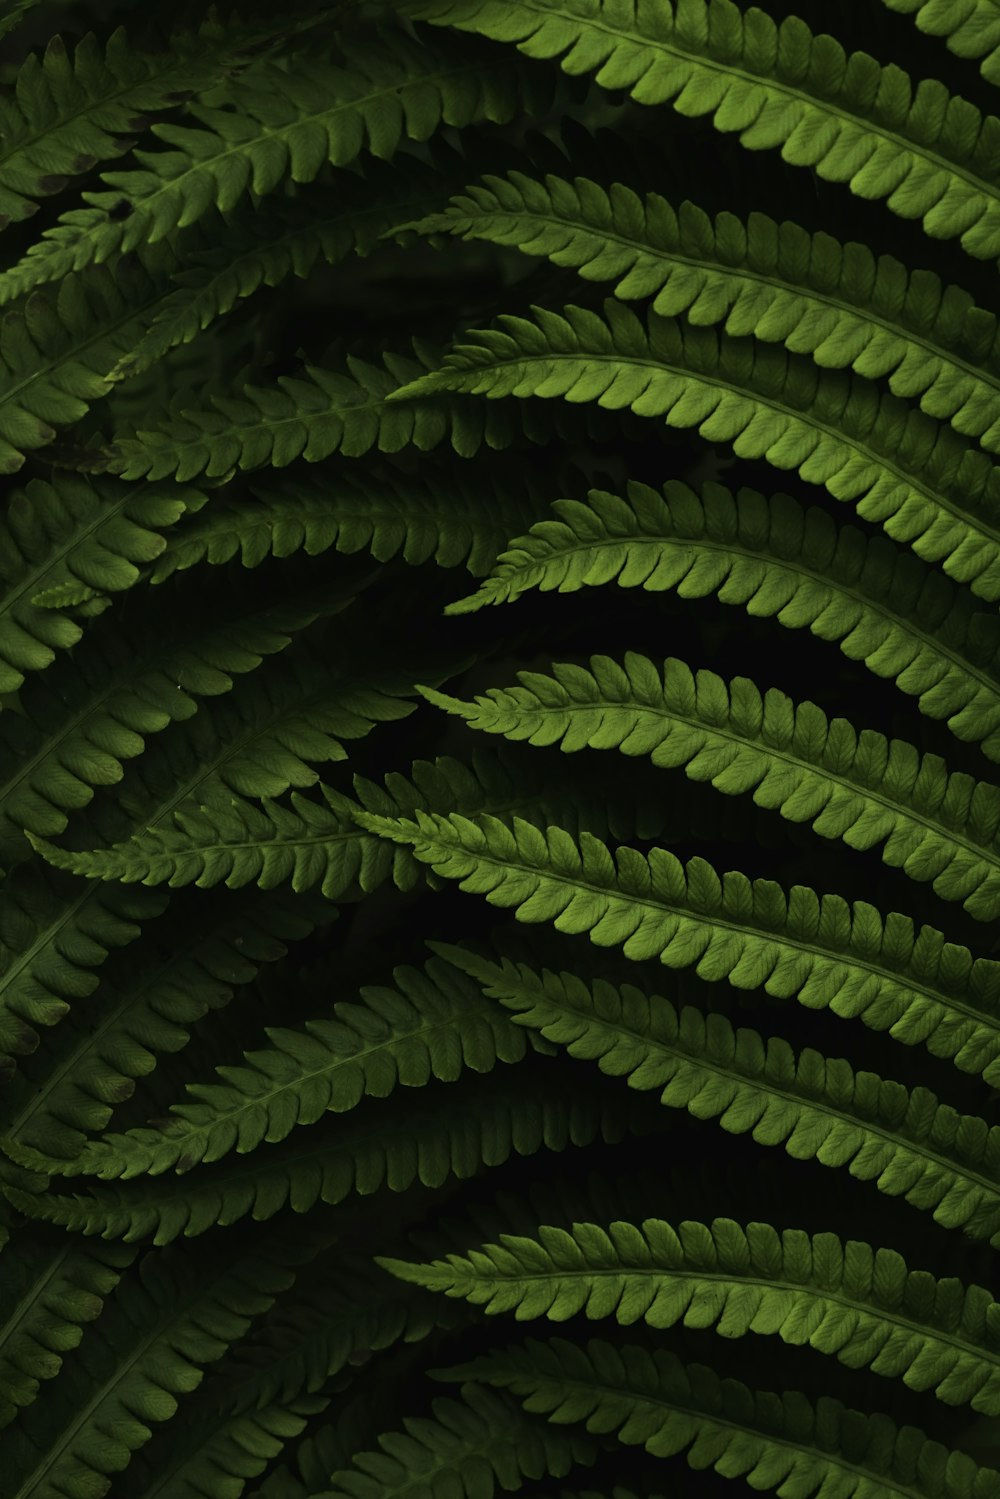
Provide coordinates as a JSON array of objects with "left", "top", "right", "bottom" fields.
[
  {"left": 0, "top": 864, "right": 166, "bottom": 1070},
  {"left": 384, "top": 1215, "right": 1000, "bottom": 1413},
  {"left": 0, "top": 1230, "right": 135, "bottom": 1429},
  {"left": 429, "top": 942, "right": 1000, "bottom": 1247},
  {"left": 446, "top": 479, "right": 1000, "bottom": 763},
  {"left": 880, "top": 0, "right": 1000, "bottom": 86},
  {"left": 403, "top": 171, "right": 1000, "bottom": 451},
  {"left": 421, "top": 652, "right": 1000, "bottom": 920},
  {"left": 2, "top": 1071, "right": 638, "bottom": 1243},
  {"left": 0, "top": 473, "right": 197, "bottom": 693},
  {"left": 403, "top": 0, "right": 1000, "bottom": 262},
  {"left": 49, "top": 954, "right": 538, "bottom": 1179},
  {"left": 392, "top": 299, "right": 1000, "bottom": 603},
  {"left": 436, "top": 1336, "right": 999, "bottom": 1499},
  {"left": 353, "top": 809, "right": 1000, "bottom": 1084},
  {"left": 0, "top": 27, "right": 557, "bottom": 305}
]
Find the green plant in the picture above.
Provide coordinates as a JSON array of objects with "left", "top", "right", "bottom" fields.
[{"left": 6, "top": 0, "right": 1000, "bottom": 1494}]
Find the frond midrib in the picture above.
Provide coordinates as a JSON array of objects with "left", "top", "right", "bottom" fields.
[{"left": 0, "top": 884, "right": 97, "bottom": 1015}]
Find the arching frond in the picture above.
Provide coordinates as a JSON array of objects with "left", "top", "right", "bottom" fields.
[
  {"left": 402, "top": 0, "right": 1000, "bottom": 263},
  {"left": 352, "top": 809, "right": 1000, "bottom": 1085},
  {"left": 392, "top": 299, "right": 1000, "bottom": 604},
  {"left": 421, "top": 653, "right": 1000, "bottom": 920},
  {"left": 384, "top": 1215, "right": 1000, "bottom": 1413},
  {"left": 429, "top": 943, "right": 1000, "bottom": 1247},
  {"left": 436, "top": 1336, "right": 997, "bottom": 1499},
  {"left": 0, "top": 28, "right": 557, "bottom": 305},
  {"left": 446, "top": 479, "right": 1000, "bottom": 764},
  {"left": 403, "top": 171, "right": 1000, "bottom": 451},
  {"left": 880, "top": 0, "right": 1000, "bottom": 86},
  {"left": 2, "top": 1071, "right": 638, "bottom": 1244}
]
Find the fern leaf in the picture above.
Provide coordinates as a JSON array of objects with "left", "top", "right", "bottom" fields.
[
  {"left": 428, "top": 943, "right": 1000, "bottom": 1247},
  {"left": 392, "top": 299, "right": 1000, "bottom": 604},
  {"left": 405, "top": 170, "right": 1000, "bottom": 451},
  {"left": 881, "top": 0, "right": 1000, "bottom": 86},
  {"left": 436, "top": 1336, "right": 997, "bottom": 1499},
  {"left": 3, "top": 889, "right": 328, "bottom": 1160},
  {"left": 421, "top": 653, "right": 1000, "bottom": 921},
  {"left": 353, "top": 809, "right": 1000, "bottom": 1085},
  {"left": 0, "top": 28, "right": 556, "bottom": 305},
  {"left": 0, "top": 0, "right": 44, "bottom": 42},
  {"left": 446, "top": 479, "right": 1000, "bottom": 764},
  {"left": 150, "top": 463, "right": 549, "bottom": 582},
  {"left": 0, "top": 1230, "right": 135, "bottom": 1429},
  {"left": 126, "top": 1397, "right": 327, "bottom": 1499},
  {"left": 404, "top": 0, "right": 1000, "bottom": 263},
  {"left": 384, "top": 1215, "right": 1000, "bottom": 1413},
  {"left": 0, "top": 864, "right": 166, "bottom": 1070},
  {"left": 50, "top": 955, "right": 538, "bottom": 1179},
  {"left": 2, "top": 1071, "right": 637, "bottom": 1243},
  {"left": 318, "top": 1383, "right": 599, "bottom": 1499},
  {"left": 0, "top": 474, "right": 197, "bottom": 693},
  {"left": 1, "top": 1232, "right": 300, "bottom": 1499}
]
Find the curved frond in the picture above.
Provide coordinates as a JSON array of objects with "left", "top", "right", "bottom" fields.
[
  {"left": 0, "top": 28, "right": 557, "bottom": 305},
  {"left": 403, "top": 0, "right": 1000, "bottom": 263},
  {"left": 50, "top": 955, "right": 538, "bottom": 1180},
  {"left": 880, "top": 0, "right": 1000, "bottom": 86},
  {"left": 384, "top": 1215, "right": 1000, "bottom": 1413},
  {"left": 317, "top": 1383, "right": 599, "bottom": 1499},
  {"left": 2, "top": 1071, "right": 638, "bottom": 1244},
  {"left": 428, "top": 943, "right": 1000, "bottom": 1248},
  {"left": 0, "top": 1230, "right": 135, "bottom": 1429},
  {"left": 392, "top": 299, "right": 1000, "bottom": 604},
  {"left": 421, "top": 652, "right": 1000, "bottom": 921},
  {"left": 446, "top": 479, "right": 1000, "bottom": 764},
  {"left": 0, "top": 474, "right": 196, "bottom": 693},
  {"left": 353, "top": 809, "right": 1000, "bottom": 1085},
  {"left": 437, "top": 1336, "right": 999, "bottom": 1499},
  {"left": 405, "top": 170, "right": 1000, "bottom": 451}
]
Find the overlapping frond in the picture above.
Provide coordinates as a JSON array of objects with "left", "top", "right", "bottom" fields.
[
  {"left": 1, "top": 1071, "right": 637, "bottom": 1243},
  {"left": 422, "top": 652, "right": 1000, "bottom": 920},
  {"left": 430, "top": 943, "right": 1000, "bottom": 1246},
  {"left": 403, "top": 0, "right": 1000, "bottom": 262},
  {"left": 437, "top": 1337, "right": 1000, "bottom": 1499},
  {"left": 392, "top": 299, "right": 1000, "bottom": 603},
  {"left": 47, "top": 954, "right": 538, "bottom": 1180},
  {"left": 0, "top": 27, "right": 556, "bottom": 305},
  {"left": 0, "top": 1231, "right": 135, "bottom": 1428},
  {"left": 318, "top": 1383, "right": 599, "bottom": 1499},
  {"left": 403, "top": 170, "right": 1000, "bottom": 451},
  {"left": 353, "top": 809, "right": 1000, "bottom": 1084},
  {"left": 385, "top": 1215, "right": 1000, "bottom": 1412},
  {"left": 446, "top": 479, "right": 1000, "bottom": 763},
  {"left": 881, "top": 0, "right": 1000, "bottom": 86}
]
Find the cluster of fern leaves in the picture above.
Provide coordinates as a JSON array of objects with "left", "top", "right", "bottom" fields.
[{"left": 11, "top": 0, "right": 1000, "bottom": 1494}]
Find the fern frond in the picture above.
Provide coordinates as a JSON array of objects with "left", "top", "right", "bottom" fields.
[
  {"left": 0, "top": 0, "right": 44, "bottom": 42},
  {"left": 51, "top": 955, "right": 538, "bottom": 1180},
  {"left": 0, "top": 474, "right": 196, "bottom": 693},
  {"left": 880, "top": 0, "right": 1000, "bottom": 86},
  {"left": 437, "top": 1336, "right": 997, "bottom": 1499},
  {"left": 0, "top": 1230, "right": 135, "bottom": 1429},
  {"left": 317, "top": 1383, "right": 599, "bottom": 1499},
  {"left": 0, "top": 864, "right": 166, "bottom": 1070},
  {"left": 404, "top": 171, "right": 1000, "bottom": 451},
  {"left": 393, "top": 299, "right": 1000, "bottom": 604},
  {"left": 150, "top": 463, "right": 548, "bottom": 581},
  {"left": 3, "top": 889, "right": 327, "bottom": 1160},
  {"left": 0, "top": 28, "right": 556, "bottom": 305},
  {"left": 446, "top": 479, "right": 1000, "bottom": 764},
  {"left": 353, "top": 809, "right": 1000, "bottom": 1085},
  {"left": 404, "top": 0, "right": 1000, "bottom": 263},
  {"left": 1, "top": 1232, "right": 300, "bottom": 1499},
  {"left": 421, "top": 653, "right": 1000, "bottom": 921},
  {"left": 2, "top": 1071, "right": 637, "bottom": 1243},
  {"left": 384, "top": 1215, "right": 1000, "bottom": 1413},
  {"left": 429, "top": 943, "right": 1000, "bottom": 1247}
]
